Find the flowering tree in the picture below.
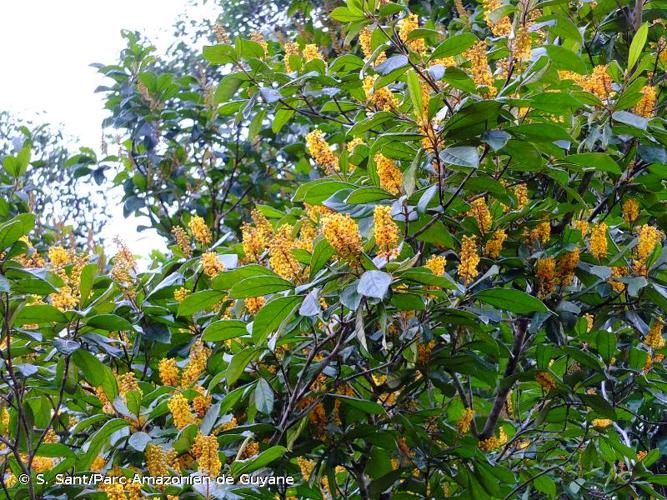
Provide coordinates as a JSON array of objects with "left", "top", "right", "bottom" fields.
[{"left": 2, "top": 0, "right": 667, "bottom": 498}]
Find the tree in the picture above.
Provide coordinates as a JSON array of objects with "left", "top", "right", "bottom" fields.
[{"left": 1, "top": 0, "right": 667, "bottom": 498}]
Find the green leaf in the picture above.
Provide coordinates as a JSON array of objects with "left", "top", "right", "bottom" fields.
[
  {"left": 252, "top": 295, "right": 303, "bottom": 344},
  {"left": 346, "top": 187, "right": 393, "bottom": 204},
  {"left": 78, "top": 418, "right": 129, "bottom": 470},
  {"left": 564, "top": 153, "right": 621, "bottom": 174},
  {"left": 545, "top": 45, "right": 586, "bottom": 74},
  {"left": 212, "top": 265, "right": 277, "bottom": 290},
  {"left": 0, "top": 213, "right": 35, "bottom": 249},
  {"left": 78, "top": 263, "right": 98, "bottom": 304},
  {"left": 177, "top": 290, "right": 226, "bottom": 316},
  {"left": 475, "top": 288, "right": 549, "bottom": 314},
  {"left": 358, "top": 271, "right": 392, "bottom": 299},
  {"left": 430, "top": 33, "right": 477, "bottom": 59},
  {"left": 310, "top": 238, "right": 335, "bottom": 277},
  {"left": 293, "top": 179, "right": 356, "bottom": 204},
  {"left": 334, "top": 395, "right": 385, "bottom": 414},
  {"left": 628, "top": 22, "right": 648, "bottom": 70},
  {"left": 72, "top": 350, "right": 118, "bottom": 401},
  {"left": 226, "top": 349, "right": 258, "bottom": 386},
  {"left": 596, "top": 331, "right": 617, "bottom": 361},
  {"left": 203, "top": 44, "right": 236, "bottom": 65},
  {"left": 330, "top": 6, "right": 365, "bottom": 21},
  {"left": 15, "top": 304, "right": 67, "bottom": 325},
  {"left": 231, "top": 445, "right": 287, "bottom": 477},
  {"left": 86, "top": 314, "right": 133, "bottom": 331},
  {"left": 254, "top": 378, "right": 274, "bottom": 414},
  {"left": 440, "top": 146, "right": 479, "bottom": 168},
  {"left": 229, "top": 275, "right": 293, "bottom": 298},
  {"left": 215, "top": 73, "right": 244, "bottom": 102},
  {"left": 406, "top": 69, "right": 423, "bottom": 120},
  {"left": 203, "top": 320, "right": 248, "bottom": 342}
]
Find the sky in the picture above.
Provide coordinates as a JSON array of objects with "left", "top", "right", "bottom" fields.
[{"left": 0, "top": 0, "right": 215, "bottom": 262}]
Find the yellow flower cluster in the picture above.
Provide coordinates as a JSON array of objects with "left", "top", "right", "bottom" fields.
[
  {"left": 397, "top": 14, "right": 426, "bottom": 54},
  {"left": 536, "top": 257, "right": 556, "bottom": 297},
  {"left": 193, "top": 386, "right": 212, "bottom": 417},
  {"left": 48, "top": 246, "right": 71, "bottom": 267},
  {"left": 168, "top": 394, "right": 197, "bottom": 429},
  {"left": 590, "top": 223, "right": 608, "bottom": 260},
  {"left": 375, "top": 153, "right": 403, "bottom": 195},
  {"left": 250, "top": 31, "right": 268, "bottom": 54},
  {"left": 558, "top": 248, "right": 580, "bottom": 287},
  {"left": 192, "top": 432, "right": 221, "bottom": 477},
  {"left": 241, "top": 210, "right": 273, "bottom": 263},
  {"left": 118, "top": 372, "right": 142, "bottom": 398},
  {"left": 201, "top": 251, "right": 225, "bottom": 277},
  {"left": 373, "top": 206, "right": 400, "bottom": 258},
  {"left": 359, "top": 27, "right": 386, "bottom": 65},
  {"left": 174, "top": 287, "right": 190, "bottom": 302},
  {"left": 525, "top": 221, "right": 551, "bottom": 246},
  {"left": 303, "top": 44, "right": 323, "bottom": 62},
  {"left": 573, "top": 219, "right": 589, "bottom": 237},
  {"left": 322, "top": 213, "right": 363, "bottom": 260},
  {"left": 592, "top": 418, "right": 612, "bottom": 428},
  {"left": 145, "top": 444, "right": 174, "bottom": 477},
  {"left": 159, "top": 358, "right": 180, "bottom": 386},
  {"left": 425, "top": 255, "right": 446, "bottom": 276},
  {"left": 91, "top": 456, "right": 106, "bottom": 472},
  {"left": 283, "top": 42, "right": 300, "bottom": 72},
  {"left": 485, "top": 229, "right": 506, "bottom": 258},
  {"left": 457, "top": 407, "right": 474, "bottom": 434},
  {"left": 579, "top": 65, "right": 614, "bottom": 100},
  {"left": 584, "top": 313, "right": 594, "bottom": 333},
  {"left": 213, "top": 23, "right": 230, "bottom": 44},
  {"left": 536, "top": 371, "right": 556, "bottom": 391},
  {"left": 181, "top": 340, "right": 210, "bottom": 386},
  {"left": 96, "top": 386, "right": 114, "bottom": 415},
  {"left": 189, "top": 216, "right": 212, "bottom": 245},
  {"left": 306, "top": 129, "right": 339, "bottom": 174},
  {"left": 240, "top": 440, "right": 260, "bottom": 459},
  {"left": 363, "top": 75, "right": 399, "bottom": 111},
  {"left": 479, "top": 428, "right": 508, "bottom": 452},
  {"left": 458, "top": 235, "right": 480, "bottom": 285},
  {"left": 467, "top": 198, "right": 493, "bottom": 233},
  {"left": 633, "top": 224, "right": 662, "bottom": 275},
  {"left": 645, "top": 319, "right": 665, "bottom": 350},
  {"left": 514, "top": 27, "right": 532, "bottom": 61},
  {"left": 171, "top": 226, "right": 192, "bottom": 257},
  {"left": 634, "top": 85, "right": 656, "bottom": 117},
  {"left": 623, "top": 199, "right": 639, "bottom": 225},
  {"left": 609, "top": 266, "right": 627, "bottom": 293},
  {"left": 513, "top": 184, "right": 528, "bottom": 209},
  {"left": 482, "top": 0, "right": 512, "bottom": 36},
  {"left": 269, "top": 224, "right": 301, "bottom": 280},
  {"left": 245, "top": 296, "right": 266, "bottom": 314}
]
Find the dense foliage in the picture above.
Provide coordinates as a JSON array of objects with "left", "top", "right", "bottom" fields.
[{"left": 1, "top": 0, "right": 667, "bottom": 498}]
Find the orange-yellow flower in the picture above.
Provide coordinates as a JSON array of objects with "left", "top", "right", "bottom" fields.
[
  {"left": 458, "top": 235, "right": 479, "bottom": 285},
  {"left": 375, "top": 154, "right": 403, "bottom": 195},
  {"left": 373, "top": 206, "right": 400, "bottom": 258},
  {"left": 322, "top": 213, "right": 363, "bottom": 260}
]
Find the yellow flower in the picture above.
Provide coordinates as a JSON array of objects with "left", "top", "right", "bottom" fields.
[
  {"left": 458, "top": 235, "right": 480, "bottom": 285},
  {"left": 485, "top": 229, "right": 506, "bottom": 258},
  {"left": 297, "top": 456, "right": 315, "bottom": 481},
  {"left": 189, "top": 216, "right": 212, "bottom": 245},
  {"left": 573, "top": 219, "right": 589, "bottom": 237},
  {"left": 168, "top": 394, "right": 197, "bottom": 429},
  {"left": 250, "top": 31, "right": 268, "bottom": 54},
  {"left": 373, "top": 206, "right": 400, "bottom": 258},
  {"left": 467, "top": 198, "right": 492, "bottom": 233},
  {"left": 0, "top": 407, "right": 9, "bottom": 433},
  {"left": 464, "top": 41, "right": 496, "bottom": 97},
  {"left": 48, "top": 246, "right": 71, "bottom": 267},
  {"left": 244, "top": 296, "right": 266, "bottom": 314},
  {"left": 181, "top": 340, "right": 211, "bottom": 387},
  {"left": 193, "top": 386, "right": 213, "bottom": 418},
  {"left": 159, "top": 358, "right": 180, "bottom": 386},
  {"left": 634, "top": 85, "right": 656, "bottom": 117},
  {"left": 584, "top": 313, "right": 594, "bottom": 332},
  {"left": 536, "top": 371, "right": 556, "bottom": 391},
  {"left": 219, "top": 416, "right": 238, "bottom": 432},
  {"left": 482, "top": 0, "right": 512, "bottom": 36},
  {"left": 303, "top": 44, "right": 323, "bottom": 61},
  {"left": 609, "top": 266, "right": 627, "bottom": 293},
  {"left": 635, "top": 224, "right": 662, "bottom": 261},
  {"left": 201, "top": 251, "right": 225, "bottom": 277},
  {"left": 375, "top": 153, "right": 403, "bottom": 195},
  {"left": 213, "top": 23, "right": 230, "bottom": 44},
  {"left": 192, "top": 432, "right": 221, "bottom": 477},
  {"left": 240, "top": 440, "right": 260, "bottom": 459},
  {"left": 536, "top": 257, "right": 556, "bottom": 297},
  {"left": 322, "top": 213, "right": 363, "bottom": 260},
  {"left": 479, "top": 428, "right": 508, "bottom": 452},
  {"left": 146, "top": 444, "right": 173, "bottom": 477},
  {"left": 111, "top": 239, "right": 135, "bottom": 286},
  {"left": 117, "top": 371, "right": 142, "bottom": 398},
  {"left": 171, "top": 226, "right": 192, "bottom": 257},
  {"left": 306, "top": 129, "right": 339, "bottom": 174},
  {"left": 90, "top": 455, "right": 106, "bottom": 472},
  {"left": 645, "top": 319, "right": 665, "bottom": 350},
  {"left": 173, "top": 287, "right": 190, "bottom": 302},
  {"left": 397, "top": 14, "right": 426, "bottom": 54},
  {"left": 95, "top": 386, "right": 114, "bottom": 415},
  {"left": 592, "top": 418, "right": 612, "bottom": 428},
  {"left": 50, "top": 285, "right": 78, "bottom": 311},
  {"left": 583, "top": 65, "right": 613, "bottom": 101},
  {"left": 590, "top": 223, "right": 608, "bottom": 260},
  {"left": 457, "top": 408, "right": 474, "bottom": 434},
  {"left": 269, "top": 224, "right": 301, "bottom": 280},
  {"left": 622, "top": 199, "right": 639, "bottom": 225},
  {"left": 359, "top": 27, "right": 386, "bottom": 64},
  {"left": 425, "top": 255, "right": 446, "bottom": 276},
  {"left": 514, "top": 27, "right": 532, "bottom": 61},
  {"left": 513, "top": 184, "right": 528, "bottom": 209},
  {"left": 283, "top": 42, "right": 300, "bottom": 72},
  {"left": 558, "top": 248, "right": 580, "bottom": 287},
  {"left": 363, "top": 75, "right": 399, "bottom": 111}
]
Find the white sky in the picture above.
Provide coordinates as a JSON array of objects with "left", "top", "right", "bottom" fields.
[{"left": 0, "top": 0, "right": 215, "bottom": 262}]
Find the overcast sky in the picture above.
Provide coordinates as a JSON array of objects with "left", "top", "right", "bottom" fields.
[{"left": 0, "top": 0, "right": 214, "bottom": 261}]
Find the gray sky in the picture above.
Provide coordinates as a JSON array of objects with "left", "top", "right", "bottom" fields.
[{"left": 0, "top": 0, "right": 215, "bottom": 262}]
